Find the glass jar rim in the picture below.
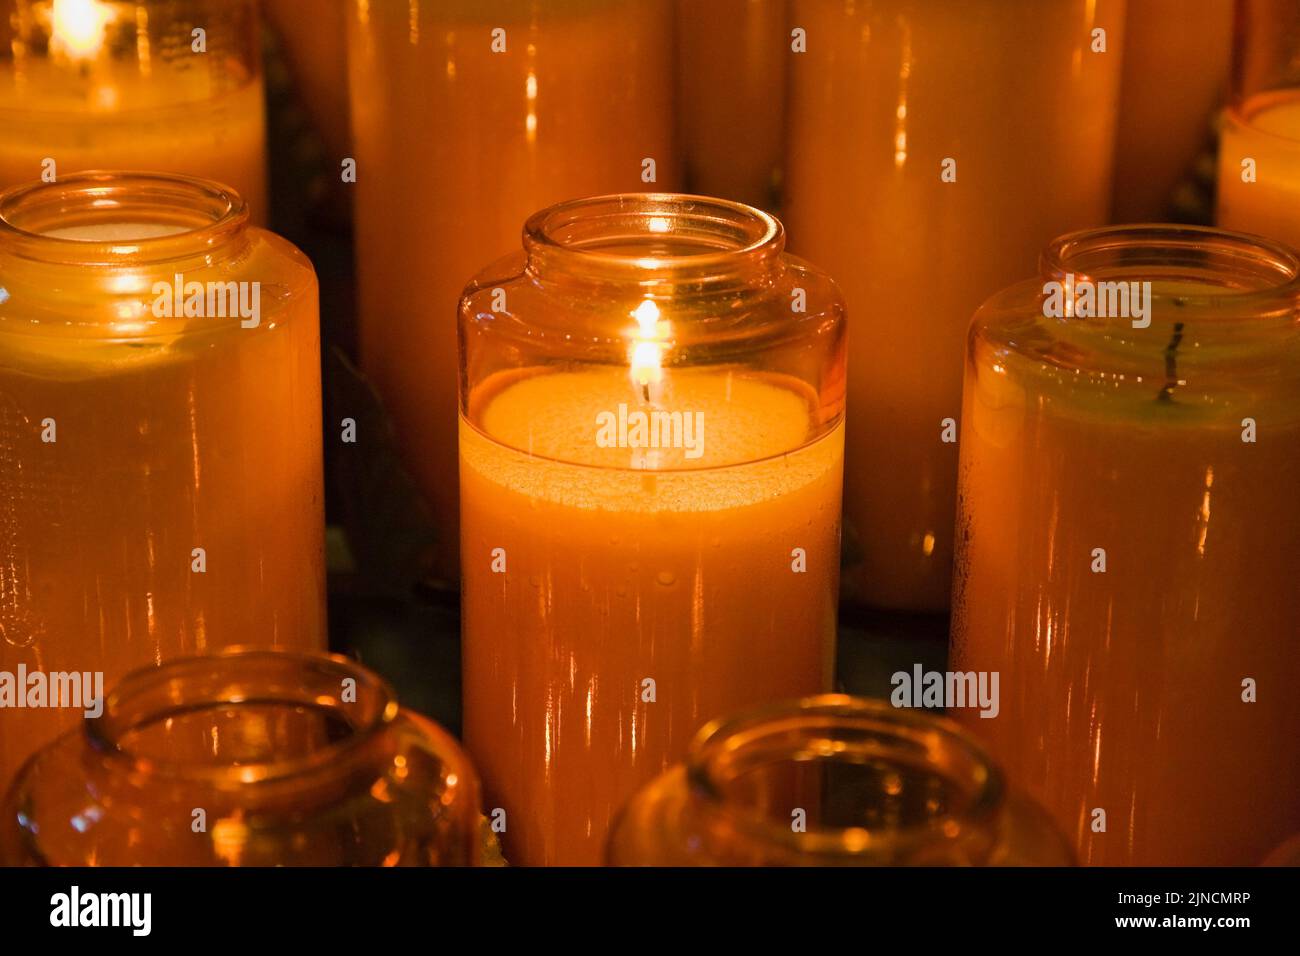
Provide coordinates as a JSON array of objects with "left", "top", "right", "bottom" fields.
[
  {"left": 84, "top": 648, "right": 400, "bottom": 787},
  {"left": 684, "top": 694, "right": 1006, "bottom": 861},
  {"left": 522, "top": 192, "right": 785, "bottom": 287},
  {"left": 0, "top": 170, "right": 249, "bottom": 266},
  {"left": 1040, "top": 223, "right": 1300, "bottom": 308}
]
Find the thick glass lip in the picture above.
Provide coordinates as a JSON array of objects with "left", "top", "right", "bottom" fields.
[
  {"left": 523, "top": 193, "right": 785, "bottom": 288},
  {"left": 684, "top": 694, "right": 1005, "bottom": 860},
  {"left": 1224, "top": 88, "right": 1300, "bottom": 148},
  {"left": 0, "top": 170, "right": 249, "bottom": 266},
  {"left": 1040, "top": 224, "right": 1300, "bottom": 313},
  {"left": 83, "top": 648, "right": 399, "bottom": 786}
]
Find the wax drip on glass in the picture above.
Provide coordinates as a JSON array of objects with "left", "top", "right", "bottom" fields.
[{"left": 628, "top": 294, "right": 669, "bottom": 470}]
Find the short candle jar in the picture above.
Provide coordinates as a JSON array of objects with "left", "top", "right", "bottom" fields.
[
  {"left": 608, "top": 695, "right": 1073, "bottom": 866},
  {"left": 0, "top": 172, "right": 326, "bottom": 791},
  {"left": 458, "top": 194, "right": 846, "bottom": 866},
  {"left": 1, "top": 650, "right": 480, "bottom": 865},
  {"left": 0, "top": 0, "right": 267, "bottom": 221},
  {"left": 951, "top": 225, "right": 1300, "bottom": 865}
]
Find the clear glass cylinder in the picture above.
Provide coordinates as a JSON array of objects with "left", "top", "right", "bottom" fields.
[
  {"left": 458, "top": 193, "right": 846, "bottom": 865},
  {"left": 1111, "top": 0, "right": 1232, "bottom": 222},
  {"left": 784, "top": 0, "right": 1125, "bottom": 612},
  {"left": 0, "top": 0, "right": 267, "bottom": 221},
  {"left": 675, "top": 0, "right": 785, "bottom": 209},
  {"left": 1217, "top": 0, "right": 1300, "bottom": 248},
  {"left": 608, "top": 695, "right": 1073, "bottom": 866},
  {"left": 0, "top": 172, "right": 326, "bottom": 791},
  {"left": 951, "top": 225, "right": 1300, "bottom": 865},
  {"left": 1, "top": 650, "right": 480, "bottom": 865},
  {"left": 348, "top": 0, "right": 679, "bottom": 584}
]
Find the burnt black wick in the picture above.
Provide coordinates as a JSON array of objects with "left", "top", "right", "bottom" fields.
[{"left": 1157, "top": 321, "right": 1185, "bottom": 403}]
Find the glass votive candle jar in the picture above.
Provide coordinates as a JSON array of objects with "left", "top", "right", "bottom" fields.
[
  {"left": 0, "top": 0, "right": 267, "bottom": 221},
  {"left": 1217, "top": 0, "right": 1300, "bottom": 248},
  {"left": 0, "top": 650, "right": 480, "bottom": 865},
  {"left": 458, "top": 193, "right": 846, "bottom": 865},
  {"left": 784, "top": 0, "right": 1124, "bottom": 613},
  {"left": 951, "top": 225, "right": 1300, "bottom": 865},
  {"left": 607, "top": 695, "right": 1073, "bottom": 866},
  {"left": 0, "top": 172, "right": 325, "bottom": 791},
  {"left": 348, "top": 0, "right": 679, "bottom": 584}
]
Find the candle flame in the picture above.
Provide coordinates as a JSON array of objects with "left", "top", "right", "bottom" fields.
[
  {"left": 51, "top": 0, "right": 114, "bottom": 61},
  {"left": 629, "top": 297, "right": 665, "bottom": 395}
]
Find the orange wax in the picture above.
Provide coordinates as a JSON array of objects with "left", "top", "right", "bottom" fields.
[
  {"left": 0, "top": 182, "right": 325, "bottom": 790},
  {"left": 349, "top": 0, "right": 678, "bottom": 581},
  {"left": 675, "top": 0, "right": 785, "bottom": 207},
  {"left": 1111, "top": 0, "right": 1231, "bottom": 221},
  {"left": 461, "top": 368, "right": 842, "bottom": 866},
  {"left": 784, "top": 0, "right": 1123, "bottom": 611},
  {"left": 1218, "top": 90, "right": 1300, "bottom": 249}
]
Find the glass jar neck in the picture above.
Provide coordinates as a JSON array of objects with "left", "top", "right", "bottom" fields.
[
  {"left": 0, "top": 171, "right": 251, "bottom": 269},
  {"left": 86, "top": 649, "right": 397, "bottom": 789},
  {"left": 522, "top": 193, "right": 786, "bottom": 296},
  {"left": 684, "top": 695, "right": 1006, "bottom": 865},
  {"left": 1038, "top": 225, "right": 1300, "bottom": 333}
]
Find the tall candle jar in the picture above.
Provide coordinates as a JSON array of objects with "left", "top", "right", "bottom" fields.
[
  {"left": 0, "top": 172, "right": 326, "bottom": 792},
  {"left": 348, "top": 0, "right": 678, "bottom": 585},
  {"left": 784, "top": 0, "right": 1124, "bottom": 612},
  {"left": 950, "top": 225, "right": 1300, "bottom": 865},
  {"left": 459, "top": 194, "right": 846, "bottom": 865},
  {"left": 675, "top": 0, "right": 786, "bottom": 209},
  {"left": 608, "top": 696, "right": 1073, "bottom": 866},
  {"left": 1, "top": 650, "right": 480, "bottom": 865},
  {"left": 1111, "top": 0, "right": 1232, "bottom": 222},
  {"left": 0, "top": 0, "right": 268, "bottom": 222},
  {"left": 1218, "top": 0, "right": 1300, "bottom": 248}
]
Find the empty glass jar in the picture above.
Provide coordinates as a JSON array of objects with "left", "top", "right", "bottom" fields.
[
  {"left": 1, "top": 649, "right": 481, "bottom": 866},
  {"left": 607, "top": 695, "right": 1072, "bottom": 865}
]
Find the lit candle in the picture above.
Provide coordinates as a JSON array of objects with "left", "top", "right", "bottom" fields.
[
  {"left": 348, "top": 0, "right": 679, "bottom": 582},
  {"left": 784, "top": 0, "right": 1124, "bottom": 611},
  {"left": 0, "top": 0, "right": 268, "bottom": 221},
  {"left": 0, "top": 172, "right": 325, "bottom": 790},
  {"left": 675, "top": 0, "right": 785, "bottom": 208},
  {"left": 951, "top": 226, "right": 1300, "bottom": 865},
  {"left": 459, "top": 195, "right": 846, "bottom": 865}
]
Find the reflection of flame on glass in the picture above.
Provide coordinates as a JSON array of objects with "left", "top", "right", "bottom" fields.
[
  {"left": 50, "top": 0, "right": 114, "bottom": 61},
  {"left": 629, "top": 297, "right": 666, "bottom": 402}
]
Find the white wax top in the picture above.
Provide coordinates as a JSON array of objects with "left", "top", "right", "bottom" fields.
[{"left": 44, "top": 222, "right": 190, "bottom": 241}]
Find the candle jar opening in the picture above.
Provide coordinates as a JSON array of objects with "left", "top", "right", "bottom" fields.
[
  {"left": 608, "top": 696, "right": 1073, "bottom": 866},
  {"left": 2, "top": 650, "right": 480, "bottom": 866},
  {"left": 0, "top": 170, "right": 249, "bottom": 266},
  {"left": 523, "top": 193, "right": 784, "bottom": 291}
]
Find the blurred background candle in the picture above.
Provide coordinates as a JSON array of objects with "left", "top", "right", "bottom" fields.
[
  {"left": 348, "top": 0, "right": 678, "bottom": 585},
  {"left": 784, "top": 0, "right": 1125, "bottom": 613},
  {"left": 0, "top": 172, "right": 325, "bottom": 790},
  {"left": 459, "top": 195, "right": 846, "bottom": 865},
  {"left": 951, "top": 226, "right": 1300, "bottom": 865},
  {"left": 265, "top": 0, "right": 349, "bottom": 163},
  {"left": 675, "top": 0, "right": 785, "bottom": 208},
  {"left": 1218, "top": 0, "right": 1300, "bottom": 248},
  {"left": 1111, "top": 0, "right": 1232, "bottom": 222},
  {"left": 0, "top": 0, "right": 268, "bottom": 221}
]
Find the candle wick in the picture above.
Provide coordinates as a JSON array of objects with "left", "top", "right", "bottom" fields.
[
  {"left": 1157, "top": 321, "right": 1184, "bottom": 403},
  {"left": 641, "top": 382, "right": 651, "bottom": 403}
]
